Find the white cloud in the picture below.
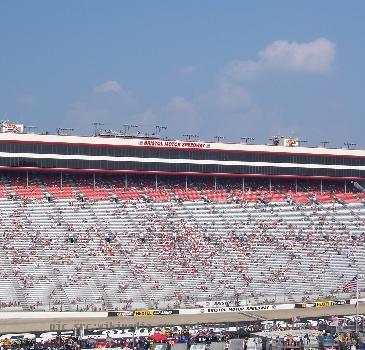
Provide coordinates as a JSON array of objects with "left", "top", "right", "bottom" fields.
[
  {"left": 65, "top": 81, "right": 137, "bottom": 132},
  {"left": 94, "top": 80, "right": 122, "bottom": 93},
  {"left": 223, "top": 37, "right": 335, "bottom": 80},
  {"left": 93, "top": 80, "right": 134, "bottom": 103},
  {"left": 162, "top": 96, "right": 195, "bottom": 113},
  {"left": 17, "top": 94, "right": 35, "bottom": 105},
  {"left": 161, "top": 96, "right": 201, "bottom": 134},
  {"left": 216, "top": 82, "right": 252, "bottom": 111},
  {"left": 63, "top": 37, "right": 337, "bottom": 139},
  {"left": 180, "top": 65, "right": 197, "bottom": 75},
  {"left": 259, "top": 37, "right": 335, "bottom": 72},
  {"left": 198, "top": 79, "right": 253, "bottom": 114},
  {"left": 222, "top": 60, "right": 261, "bottom": 81},
  {"left": 128, "top": 109, "right": 157, "bottom": 127}
]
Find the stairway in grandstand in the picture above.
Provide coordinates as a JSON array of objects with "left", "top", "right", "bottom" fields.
[{"left": 0, "top": 173, "right": 365, "bottom": 311}]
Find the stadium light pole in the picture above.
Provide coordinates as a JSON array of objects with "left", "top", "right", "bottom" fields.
[
  {"left": 57, "top": 127, "right": 74, "bottom": 136},
  {"left": 123, "top": 124, "right": 138, "bottom": 135},
  {"left": 320, "top": 141, "right": 330, "bottom": 148},
  {"left": 92, "top": 122, "right": 104, "bottom": 136},
  {"left": 155, "top": 125, "right": 167, "bottom": 137},
  {"left": 269, "top": 136, "right": 284, "bottom": 146},
  {"left": 344, "top": 142, "right": 356, "bottom": 149},
  {"left": 24, "top": 125, "right": 38, "bottom": 134},
  {"left": 214, "top": 136, "right": 225, "bottom": 143},
  {"left": 183, "top": 134, "right": 199, "bottom": 141},
  {"left": 240, "top": 137, "right": 255, "bottom": 144}
]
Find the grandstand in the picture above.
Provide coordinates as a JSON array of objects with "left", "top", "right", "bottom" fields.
[{"left": 0, "top": 125, "right": 365, "bottom": 312}]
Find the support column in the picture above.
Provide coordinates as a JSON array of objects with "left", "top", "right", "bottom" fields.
[
  {"left": 155, "top": 174, "right": 158, "bottom": 190},
  {"left": 344, "top": 180, "right": 347, "bottom": 193},
  {"left": 125, "top": 174, "right": 128, "bottom": 189},
  {"left": 214, "top": 177, "right": 217, "bottom": 191},
  {"left": 26, "top": 171, "right": 29, "bottom": 188},
  {"left": 269, "top": 178, "right": 272, "bottom": 193},
  {"left": 185, "top": 176, "right": 188, "bottom": 191},
  {"left": 93, "top": 173, "right": 96, "bottom": 191},
  {"left": 295, "top": 178, "right": 298, "bottom": 194},
  {"left": 242, "top": 177, "right": 245, "bottom": 192},
  {"left": 320, "top": 179, "right": 323, "bottom": 195},
  {"left": 60, "top": 172, "right": 63, "bottom": 188}
]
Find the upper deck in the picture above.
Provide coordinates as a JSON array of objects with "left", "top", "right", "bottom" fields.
[{"left": 0, "top": 133, "right": 364, "bottom": 179}]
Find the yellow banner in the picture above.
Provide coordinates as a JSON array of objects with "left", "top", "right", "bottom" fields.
[
  {"left": 315, "top": 301, "right": 334, "bottom": 308},
  {"left": 133, "top": 310, "right": 155, "bottom": 317}
]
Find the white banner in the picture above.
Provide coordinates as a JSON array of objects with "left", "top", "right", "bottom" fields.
[
  {"left": 179, "top": 303, "right": 295, "bottom": 315},
  {"left": 349, "top": 297, "right": 365, "bottom": 305},
  {"left": 0, "top": 311, "right": 107, "bottom": 319},
  {"left": 0, "top": 122, "right": 24, "bottom": 134},
  {"left": 283, "top": 138, "right": 299, "bottom": 147},
  {"left": 197, "top": 300, "right": 237, "bottom": 308}
]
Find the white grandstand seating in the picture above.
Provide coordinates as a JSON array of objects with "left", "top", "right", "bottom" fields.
[{"left": 0, "top": 172, "right": 364, "bottom": 311}]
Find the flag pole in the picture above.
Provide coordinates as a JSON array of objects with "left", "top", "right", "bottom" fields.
[{"left": 355, "top": 275, "right": 359, "bottom": 333}]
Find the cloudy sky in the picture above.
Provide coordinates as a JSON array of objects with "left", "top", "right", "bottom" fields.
[{"left": 0, "top": 1, "right": 364, "bottom": 147}]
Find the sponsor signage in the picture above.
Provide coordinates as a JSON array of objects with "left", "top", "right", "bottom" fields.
[
  {"left": 109, "top": 298, "right": 352, "bottom": 318},
  {"left": 152, "top": 310, "right": 179, "bottom": 315},
  {"left": 294, "top": 303, "right": 305, "bottom": 308},
  {"left": 315, "top": 301, "right": 334, "bottom": 308},
  {"left": 197, "top": 304, "right": 276, "bottom": 314},
  {"left": 200, "top": 300, "right": 236, "bottom": 308},
  {"left": 179, "top": 303, "right": 294, "bottom": 315},
  {"left": 141, "top": 140, "right": 209, "bottom": 149},
  {"left": 108, "top": 309, "right": 179, "bottom": 317},
  {"left": 295, "top": 300, "right": 350, "bottom": 309},
  {"left": 283, "top": 138, "right": 299, "bottom": 147},
  {"left": 109, "top": 311, "right": 134, "bottom": 317},
  {"left": 294, "top": 303, "right": 316, "bottom": 308},
  {"left": 133, "top": 310, "right": 155, "bottom": 317},
  {"left": 0, "top": 122, "right": 24, "bottom": 134}
]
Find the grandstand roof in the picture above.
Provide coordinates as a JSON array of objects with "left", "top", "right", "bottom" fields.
[{"left": 0, "top": 132, "right": 365, "bottom": 158}]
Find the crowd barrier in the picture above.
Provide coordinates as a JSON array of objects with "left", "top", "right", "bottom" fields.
[
  {"left": 179, "top": 303, "right": 295, "bottom": 315},
  {"left": 0, "top": 297, "right": 361, "bottom": 320},
  {"left": 108, "top": 310, "right": 179, "bottom": 317},
  {"left": 295, "top": 297, "right": 365, "bottom": 308},
  {"left": 294, "top": 300, "right": 349, "bottom": 308},
  {"left": 108, "top": 297, "right": 363, "bottom": 318},
  {"left": 0, "top": 312, "right": 108, "bottom": 320}
]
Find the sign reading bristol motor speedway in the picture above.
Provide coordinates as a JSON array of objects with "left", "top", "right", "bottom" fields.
[
  {"left": 141, "top": 140, "right": 209, "bottom": 149},
  {"left": 179, "top": 303, "right": 294, "bottom": 315},
  {"left": 202, "top": 305, "right": 274, "bottom": 313}
]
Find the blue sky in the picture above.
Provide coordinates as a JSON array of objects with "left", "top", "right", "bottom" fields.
[{"left": 0, "top": 1, "right": 364, "bottom": 147}]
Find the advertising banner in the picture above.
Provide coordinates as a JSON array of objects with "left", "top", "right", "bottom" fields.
[
  {"left": 0, "top": 122, "right": 24, "bottom": 134},
  {"left": 108, "top": 309, "right": 179, "bottom": 317}
]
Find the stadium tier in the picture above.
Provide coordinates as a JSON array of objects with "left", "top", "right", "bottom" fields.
[{"left": 0, "top": 130, "right": 365, "bottom": 311}]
